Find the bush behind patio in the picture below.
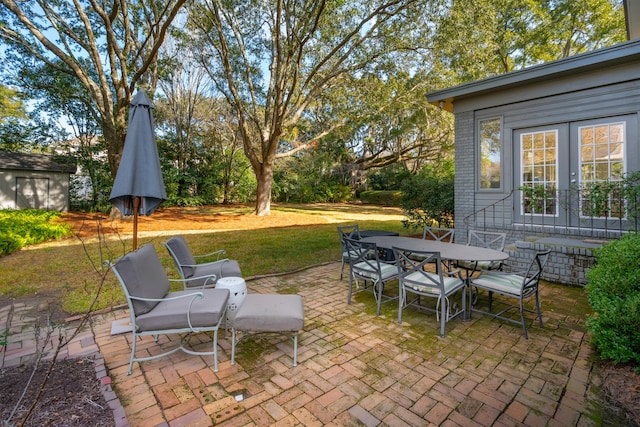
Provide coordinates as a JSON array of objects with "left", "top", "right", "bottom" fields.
[{"left": 586, "top": 233, "right": 640, "bottom": 367}]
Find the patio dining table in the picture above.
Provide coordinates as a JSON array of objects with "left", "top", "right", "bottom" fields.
[{"left": 360, "top": 235, "right": 509, "bottom": 263}]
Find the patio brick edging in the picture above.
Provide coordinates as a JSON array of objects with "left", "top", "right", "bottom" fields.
[{"left": 94, "top": 354, "right": 129, "bottom": 427}]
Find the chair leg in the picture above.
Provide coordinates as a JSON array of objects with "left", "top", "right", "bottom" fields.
[
  {"left": 398, "top": 286, "right": 406, "bottom": 324},
  {"left": 462, "top": 286, "right": 467, "bottom": 322},
  {"left": 440, "top": 295, "right": 446, "bottom": 338},
  {"left": 376, "top": 280, "right": 382, "bottom": 316},
  {"left": 293, "top": 333, "right": 298, "bottom": 367},
  {"left": 213, "top": 329, "right": 219, "bottom": 372},
  {"left": 535, "top": 292, "right": 544, "bottom": 327},
  {"left": 231, "top": 328, "right": 237, "bottom": 365},
  {"left": 340, "top": 258, "right": 345, "bottom": 280},
  {"left": 520, "top": 298, "right": 528, "bottom": 339},
  {"left": 347, "top": 274, "right": 354, "bottom": 304},
  {"left": 128, "top": 334, "right": 137, "bottom": 376}
]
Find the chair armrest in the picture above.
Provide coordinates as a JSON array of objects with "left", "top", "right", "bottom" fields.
[
  {"left": 445, "top": 268, "right": 462, "bottom": 278},
  {"left": 169, "top": 274, "right": 217, "bottom": 288},
  {"left": 193, "top": 249, "right": 227, "bottom": 261},
  {"left": 179, "top": 259, "right": 230, "bottom": 269},
  {"left": 494, "top": 262, "right": 526, "bottom": 275},
  {"left": 129, "top": 291, "right": 204, "bottom": 303}
]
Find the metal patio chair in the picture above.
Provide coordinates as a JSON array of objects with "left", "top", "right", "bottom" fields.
[
  {"left": 107, "top": 244, "right": 230, "bottom": 374},
  {"left": 409, "top": 226, "right": 455, "bottom": 267},
  {"left": 164, "top": 235, "right": 242, "bottom": 288},
  {"left": 468, "top": 250, "right": 551, "bottom": 339},
  {"left": 394, "top": 246, "right": 466, "bottom": 338},
  {"left": 338, "top": 224, "right": 361, "bottom": 280},
  {"left": 456, "top": 230, "right": 506, "bottom": 273},
  {"left": 344, "top": 236, "right": 398, "bottom": 316}
]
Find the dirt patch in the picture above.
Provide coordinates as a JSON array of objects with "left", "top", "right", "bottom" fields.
[
  {"left": 599, "top": 362, "right": 640, "bottom": 426},
  {"left": 60, "top": 203, "right": 403, "bottom": 238},
  {"left": 0, "top": 358, "right": 113, "bottom": 426}
]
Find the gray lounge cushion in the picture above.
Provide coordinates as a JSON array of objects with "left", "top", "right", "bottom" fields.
[
  {"left": 135, "top": 288, "right": 230, "bottom": 332},
  {"left": 165, "top": 236, "right": 198, "bottom": 277},
  {"left": 115, "top": 244, "right": 170, "bottom": 315},
  {"left": 233, "top": 294, "right": 304, "bottom": 332},
  {"left": 188, "top": 259, "right": 243, "bottom": 287}
]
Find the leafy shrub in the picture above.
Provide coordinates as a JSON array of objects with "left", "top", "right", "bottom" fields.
[
  {"left": 585, "top": 233, "right": 640, "bottom": 366},
  {"left": 0, "top": 209, "right": 73, "bottom": 256},
  {"left": 368, "top": 164, "right": 412, "bottom": 191},
  {"left": 167, "top": 195, "right": 207, "bottom": 207},
  {"left": 359, "top": 190, "right": 402, "bottom": 206},
  {"left": 401, "top": 160, "right": 455, "bottom": 230}
]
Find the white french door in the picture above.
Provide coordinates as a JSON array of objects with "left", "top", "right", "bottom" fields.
[{"left": 514, "top": 115, "right": 637, "bottom": 228}]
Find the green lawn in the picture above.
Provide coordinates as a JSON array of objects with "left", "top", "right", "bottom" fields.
[{"left": 0, "top": 204, "right": 408, "bottom": 314}]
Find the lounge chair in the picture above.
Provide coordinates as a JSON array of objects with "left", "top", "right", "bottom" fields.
[
  {"left": 107, "top": 244, "right": 230, "bottom": 374},
  {"left": 164, "top": 235, "right": 242, "bottom": 288}
]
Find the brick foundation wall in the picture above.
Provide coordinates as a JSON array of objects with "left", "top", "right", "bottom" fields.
[{"left": 504, "top": 239, "right": 598, "bottom": 287}]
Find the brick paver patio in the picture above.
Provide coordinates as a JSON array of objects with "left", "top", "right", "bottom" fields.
[{"left": 1, "top": 262, "right": 605, "bottom": 426}]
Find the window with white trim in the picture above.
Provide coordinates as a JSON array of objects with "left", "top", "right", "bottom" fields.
[{"left": 479, "top": 118, "right": 501, "bottom": 190}]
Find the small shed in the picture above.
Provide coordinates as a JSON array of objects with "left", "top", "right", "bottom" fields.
[{"left": 0, "top": 151, "right": 77, "bottom": 211}]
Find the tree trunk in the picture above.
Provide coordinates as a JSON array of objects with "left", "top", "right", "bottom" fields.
[
  {"left": 254, "top": 164, "right": 273, "bottom": 216},
  {"left": 102, "top": 107, "right": 128, "bottom": 179}
]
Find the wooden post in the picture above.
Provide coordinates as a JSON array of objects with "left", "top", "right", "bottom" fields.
[{"left": 133, "top": 196, "right": 140, "bottom": 250}]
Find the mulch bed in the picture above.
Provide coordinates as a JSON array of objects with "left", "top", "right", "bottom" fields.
[
  {"left": 0, "top": 358, "right": 114, "bottom": 427},
  {"left": 599, "top": 362, "right": 640, "bottom": 426}
]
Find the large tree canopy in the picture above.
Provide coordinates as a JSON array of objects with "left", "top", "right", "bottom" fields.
[
  {"left": 0, "top": 84, "right": 25, "bottom": 124},
  {"left": 0, "top": 0, "right": 187, "bottom": 177},
  {"left": 429, "top": 0, "right": 625, "bottom": 85},
  {"left": 188, "top": 0, "right": 435, "bottom": 215}
]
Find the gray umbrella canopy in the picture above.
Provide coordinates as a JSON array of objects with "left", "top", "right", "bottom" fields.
[{"left": 109, "top": 90, "right": 166, "bottom": 248}]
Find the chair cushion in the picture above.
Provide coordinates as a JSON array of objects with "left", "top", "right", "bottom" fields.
[
  {"left": 405, "top": 271, "right": 463, "bottom": 295},
  {"left": 233, "top": 294, "right": 304, "bottom": 332},
  {"left": 457, "top": 259, "right": 502, "bottom": 271},
  {"left": 166, "top": 236, "right": 197, "bottom": 278},
  {"left": 187, "top": 259, "right": 243, "bottom": 287},
  {"left": 353, "top": 261, "right": 397, "bottom": 281},
  {"left": 115, "top": 244, "right": 170, "bottom": 315},
  {"left": 135, "top": 288, "right": 230, "bottom": 332},
  {"left": 472, "top": 273, "right": 524, "bottom": 296}
]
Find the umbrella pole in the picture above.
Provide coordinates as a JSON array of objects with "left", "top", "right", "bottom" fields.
[{"left": 133, "top": 197, "right": 139, "bottom": 250}]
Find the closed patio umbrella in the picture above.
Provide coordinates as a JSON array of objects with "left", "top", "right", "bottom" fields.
[{"left": 109, "top": 90, "right": 166, "bottom": 249}]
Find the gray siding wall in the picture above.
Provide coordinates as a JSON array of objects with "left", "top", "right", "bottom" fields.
[
  {"left": 454, "top": 111, "right": 474, "bottom": 243},
  {"left": 459, "top": 76, "right": 640, "bottom": 240},
  {"left": 452, "top": 73, "right": 640, "bottom": 286}
]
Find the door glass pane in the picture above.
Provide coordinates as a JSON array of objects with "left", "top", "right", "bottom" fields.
[
  {"left": 520, "top": 130, "right": 558, "bottom": 216},
  {"left": 611, "top": 162, "right": 624, "bottom": 179},
  {"left": 579, "top": 122, "right": 626, "bottom": 219},
  {"left": 595, "top": 126, "right": 609, "bottom": 143},
  {"left": 610, "top": 124, "right": 624, "bottom": 142},
  {"left": 581, "top": 127, "right": 594, "bottom": 144}
]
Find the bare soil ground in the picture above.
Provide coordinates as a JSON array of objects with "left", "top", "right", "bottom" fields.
[
  {"left": 2, "top": 204, "right": 639, "bottom": 426},
  {"left": 0, "top": 358, "right": 113, "bottom": 426}
]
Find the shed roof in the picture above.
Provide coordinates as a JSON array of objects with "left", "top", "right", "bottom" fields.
[
  {"left": 0, "top": 151, "right": 77, "bottom": 174},
  {"left": 426, "top": 39, "right": 640, "bottom": 113}
]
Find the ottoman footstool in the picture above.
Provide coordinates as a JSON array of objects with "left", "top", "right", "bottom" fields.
[{"left": 231, "top": 294, "right": 304, "bottom": 367}]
